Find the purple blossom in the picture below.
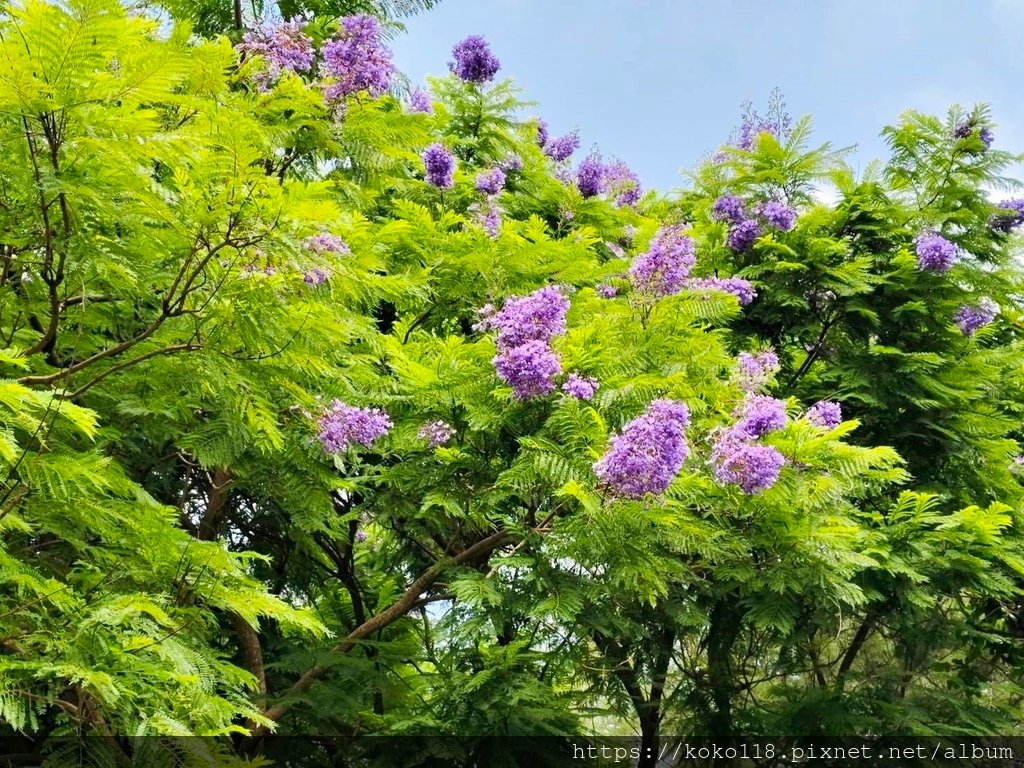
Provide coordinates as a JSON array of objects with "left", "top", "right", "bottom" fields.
[
  {"left": 489, "top": 286, "right": 570, "bottom": 350},
  {"left": 304, "top": 232, "right": 350, "bottom": 255},
  {"left": 355, "top": 530, "right": 368, "bottom": 543},
  {"left": 980, "top": 127, "right": 994, "bottom": 149},
  {"left": 687, "top": 276, "right": 757, "bottom": 307},
  {"left": 576, "top": 151, "right": 607, "bottom": 198},
  {"left": 736, "top": 350, "right": 780, "bottom": 392},
  {"left": 710, "top": 429, "right": 786, "bottom": 494},
  {"left": 1012, "top": 455, "right": 1024, "bottom": 474},
  {"left": 238, "top": 21, "right": 314, "bottom": 89},
  {"left": 500, "top": 154, "right": 524, "bottom": 173},
  {"left": 321, "top": 15, "right": 394, "bottom": 102},
  {"left": 493, "top": 340, "right": 562, "bottom": 399},
  {"left": 472, "top": 303, "right": 497, "bottom": 332},
  {"left": 422, "top": 143, "right": 455, "bottom": 188},
  {"left": 628, "top": 225, "right": 697, "bottom": 297},
  {"left": 991, "top": 199, "right": 1024, "bottom": 233},
  {"left": 544, "top": 132, "right": 581, "bottom": 162},
  {"left": 476, "top": 167, "right": 506, "bottom": 195},
  {"left": 711, "top": 195, "right": 746, "bottom": 224},
  {"left": 562, "top": 373, "right": 598, "bottom": 400},
  {"left": 730, "top": 90, "right": 792, "bottom": 151},
  {"left": 915, "top": 232, "right": 958, "bottom": 273},
  {"left": 317, "top": 400, "right": 392, "bottom": 453},
  {"left": 535, "top": 119, "right": 549, "bottom": 147},
  {"left": 303, "top": 268, "right": 328, "bottom": 285},
  {"left": 593, "top": 399, "right": 691, "bottom": 498},
  {"left": 596, "top": 284, "right": 618, "bottom": 298},
  {"left": 806, "top": 401, "right": 842, "bottom": 429},
  {"left": 418, "top": 420, "right": 454, "bottom": 447},
  {"left": 469, "top": 200, "right": 502, "bottom": 238},
  {"left": 759, "top": 201, "right": 797, "bottom": 231},
  {"left": 954, "top": 298, "right": 999, "bottom": 336},
  {"left": 408, "top": 87, "right": 433, "bottom": 114},
  {"left": 727, "top": 219, "right": 761, "bottom": 252},
  {"left": 604, "top": 161, "right": 642, "bottom": 206},
  {"left": 449, "top": 35, "right": 500, "bottom": 84},
  {"left": 733, "top": 394, "right": 788, "bottom": 439}
]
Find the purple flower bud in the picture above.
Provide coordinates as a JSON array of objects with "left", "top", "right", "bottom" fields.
[
  {"left": 595, "top": 284, "right": 618, "bottom": 299},
  {"left": 687, "top": 276, "right": 757, "bottom": 307},
  {"left": 562, "top": 373, "right": 598, "bottom": 400},
  {"left": 806, "top": 400, "right": 842, "bottom": 429},
  {"left": 475, "top": 167, "right": 506, "bottom": 195},
  {"left": 418, "top": 420, "right": 454, "bottom": 447},
  {"left": 954, "top": 298, "right": 999, "bottom": 336},
  {"left": 727, "top": 219, "right": 761, "bottom": 252},
  {"left": 449, "top": 35, "right": 500, "bottom": 84},
  {"left": 322, "top": 15, "right": 394, "bottom": 102},
  {"left": 544, "top": 132, "right": 580, "bottom": 162},
  {"left": 759, "top": 200, "right": 797, "bottom": 231},
  {"left": 408, "top": 87, "right": 433, "bottom": 114},
  {"left": 628, "top": 225, "right": 696, "bottom": 297},
  {"left": 735, "top": 350, "right": 779, "bottom": 392},
  {"left": 493, "top": 340, "right": 562, "bottom": 399},
  {"left": 317, "top": 400, "right": 392, "bottom": 453},
  {"left": 422, "top": 143, "right": 455, "bottom": 188},
  {"left": 915, "top": 232, "right": 958, "bottom": 273},
  {"left": 593, "top": 399, "right": 690, "bottom": 498},
  {"left": 304, "top": 232, "right": 350, "bottom": 255},
  {"left": 711, "top": 195, "right": 746, "bottom": 224},
  {"left": 733, "top": 394, "right": 788, "bottom": 439},
  {"left": 710, "top": 429, "right": 785, "bottom": 494}
]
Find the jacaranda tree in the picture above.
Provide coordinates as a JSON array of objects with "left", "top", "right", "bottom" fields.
[{"left": 0, "top": 2, "right": 1022, "bottom": 767}]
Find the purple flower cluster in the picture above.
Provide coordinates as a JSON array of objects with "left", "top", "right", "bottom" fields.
[
  {"left": 484, "top": 286, "right": 571, "bottom": 399},
  {"left": 544, "top": 131, "right": 581, "bottom": 162},
  {"left": 732, "top": 395, "right": 788, "bottom": 439},
  {"left": 576, "top": 150, "right": 606, "bottom": 198},
  {"left": 469, "top": 200, "right": 502, "bottom": 238},
  {"left": 736, "top": 350, "right": 780, "bottom": 392},
  {"left": 604, "top": 161, "right": 642, "bottom": 207},
  {"left": 500, "top": 154, "right": 524, "bottom": 173},
  {"left": 915, "top": 232, "right": 958, "bottom": 273},
  {"left": 1012, "top": 455, "right": 1024, "bottom": 475},
  {"left": 628, "top": 225, "right": 697, "bottom": 297},
  {"left": 449, "top": 35, "right": 500, "bottom": 83},
  {"left": 485, "top": 286, "right": 570, "bottom": 349},
  {"left": 593, "top": 399, "right": 691, "bottom": 498},
  {"left": 304, "top": 232, "right": 350, "bottom": 255},
  {"left": 322, "top": 15, "right": 394, "bottom": 102},
  {"left": 562, "top": 373, "right": 598, "bottom": 400},
  {"left": 991, "top": 199, "right": 1024, "bottom": 233},
  {"left": 317, "top": 400, "right": 392, "bottom": 453},
  {"left": 596, "top": 284, "right": 618, "bottom": 298},
  {"left": 408, "top": 87, "right": 433, "bottom": 114},
  {"left": 806, "top": 400, "right": 842, "bottom": 429},
  {"left": 711, "top": 195, "right": 746, "bottom": 224},
  {"left": 727, "top": 218, "right": 762, "bottom": 252},
  {"left": 238, "top": 21, "right": 314, "bottom": 89},
  {"left": 954, "top": 298, "right": 999, "bottom": 337},
  {"left": 418, "top": 420, "right": 454, "bottom": 447},
  {"left": 535, "top": 119, "right": 549, "bottom": 147},
  {"left": 423, "top": 143, "right": 456, "bottom": 188},
  {"left": 687, "top": 276, "right": 757, "bottom": 307},
  {"left": 759, "top": 201, "right": 798, "bottom": 231},
  {"left": 476, "top": 167, "right": 506, "bottom": 195},
  {"left": 304, "top": 268, "right": 328, "bottom": 285},
  {"left": 493, "top": 340, "right": 562, "bottom": 398},
  {"left": 710, "top": 428, "right": 786, "bottom": 494},
  {"left": 954, "top": 119, "right": 994, "bottom": 149},
  {"left": 732, "top": 91, "right": 792, "bottom": 151}
]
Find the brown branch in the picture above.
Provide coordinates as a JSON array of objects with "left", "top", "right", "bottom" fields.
[
  {"left": 67, "top": 342, "right": 201, "bottom": 399},
  {"left": 253, "top": 528, "right": 510, "bottom": 733}
]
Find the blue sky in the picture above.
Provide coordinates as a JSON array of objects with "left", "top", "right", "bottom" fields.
[{"left": 391, "top": 0, "right": 1024, "bottom": 195}]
